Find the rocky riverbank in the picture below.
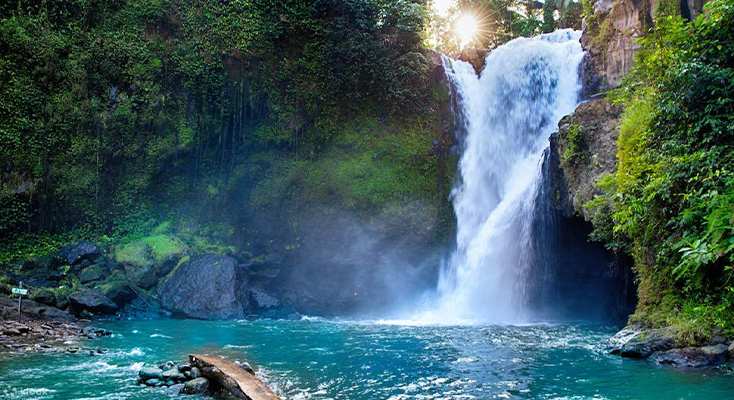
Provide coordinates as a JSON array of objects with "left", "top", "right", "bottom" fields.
[
  {"left": 0, "top": 292, "right": 111, "bottom": 354},
  {"left": 608, "top": 324, "right": 734, "bottom": 368}
]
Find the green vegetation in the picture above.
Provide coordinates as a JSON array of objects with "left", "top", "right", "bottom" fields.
[
  {"left": 0, "top": 0, "right": 454, "bottom": 261},
  {"left": 115, "top": 234, "right": 187, "bottom": 267},
  {"left": 560, "top": 123, "right": 585, "bottom": 167},
  {"left": 588, "top": 0, "right": 734, "bottom": 343}
]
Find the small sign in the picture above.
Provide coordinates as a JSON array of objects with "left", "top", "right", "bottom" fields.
[{"left": 12, "top": 288, "right": 28, "bottom": 295}]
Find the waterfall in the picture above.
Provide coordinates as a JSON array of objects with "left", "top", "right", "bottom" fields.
[{"left": 428, "top": 30, "right": 585, "bottom": 323}]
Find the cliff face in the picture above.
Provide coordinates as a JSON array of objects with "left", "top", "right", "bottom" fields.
[
  {"left": 553, "top": 0, "right": 652, "bottom": 219},
  {"left": 580, "top": 0, "right": 651, "bottom": 93},
  {"left": 550, "top": 98, "right": 623, "bottom": 219},
  {"left": 580, "top": 0, "right": 707, "bottom": 95}
]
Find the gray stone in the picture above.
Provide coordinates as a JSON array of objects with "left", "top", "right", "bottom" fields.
[
  {"left": 160, "top": 368, "right": 186, "bottom": 382},
  {"left": 652, "top": 344, "right": 729, "bottom": 368},
  {"left": 608, "top": 324, "right": 675, "bottom": 359},
  {"left": 124, "top": 263, "right": 158, "bottom": 290},
  {"left": 157, "top": 254, "right": 250, "bottom": 319},
  {"left": 139, "top": 367, "right": 163, "bottom": 380},
  {"left": 58, "top": 241, "right": 99, "bottom": 265},
  {"left": 182, "top": 377, "right": 209, "bottom": 394},
  {"left": 250, "top": 287, "right": 280, "bottom": 310},
  {"left": 69, "top": 290, "right": 118, "bottom": 315},
  {"left": 145, "top": 378, "right": 163, "bottom": 387},
  {"left": 80, "top": 265, "right": 107, "bottom": 284},
  {"left": 165, "top": 383, "right": 184, "bottom": 395},
  {"left": 188, "top": 367, "right": 202, "bottom": 379}
]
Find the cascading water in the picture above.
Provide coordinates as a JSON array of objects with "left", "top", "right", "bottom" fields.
[{"left": 426, "top": 30, "right": 585, "bottom": 323}]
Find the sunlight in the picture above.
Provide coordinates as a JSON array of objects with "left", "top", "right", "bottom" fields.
[
  {"left": 456, "top": 13, "right": 479, "bottom": 48},
  {"left": 431, "top": 0, "right": 456, "bottom": 17}
]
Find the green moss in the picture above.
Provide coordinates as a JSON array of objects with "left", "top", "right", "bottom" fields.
[{"left": 115, "top": 234, "right": 187, "bottom": 266}]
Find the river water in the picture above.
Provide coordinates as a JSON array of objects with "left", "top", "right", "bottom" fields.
[{"left": 1, "top": 319, "right": 732, "bottom": 399}]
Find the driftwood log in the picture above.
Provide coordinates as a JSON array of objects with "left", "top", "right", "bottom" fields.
[{"left": 189, "top": 354, "right": 281, "bottom": 400}]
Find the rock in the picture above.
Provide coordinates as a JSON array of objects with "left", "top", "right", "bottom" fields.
[
  {"left": 250, "top": 287, "right": 280, "bottom": 310},
  {"left": 82, "top": 326, "right": 112, "bottom": 337},
  {"left": 100, "top": 279, "right": 136, "bottom": 307},
  {"left": 234, "top": 360, "right": 254, "bottom": 375},
  {"left": 123, "top": 263, "right": 158, "bottom": 290},
  {"left": 190, "top": 354, "right": 281, "bottom": 400},
  {"left": 160, "top": 368, "right": 186, "bottom": 382},
  {"left": 188, "top": 367, "right": 202, "bottom": 379},
  {"left": 139, "top": 367, "right": 164, "bottom": 380},
  {"left": 458, "top": 47, "right": 488, "bottom": 74},
  {"left": 182, "top": 377, "right": 209, "bottom": 394},
  {"left": 145, "top": 378, "right": 163, "bottom": 387},
  {"left": 0, "top": 296, "right": 75, "bottom": 321},
  {"left": 80, "top": 264, "right": 107, "bottom": 284},
  {"left": 651, "top": 344, "right": 729, "bottom": 368},
  {"left": 157, "top": 254, "right": 250, "bottom": 319},
  {"left": 58, "top": 241, "right": 100, "bottom": 265},
  {"left": 550, "top": 98, "right": 623, "bottom": 220},
  {"left": 166, "top": 383, "right": 185, "bottom": 395},
  {"left": 32, "top": 289, "right": 58, "bottom": 308},
  {"left": 114, "top": 235, "right": 188, "bottom": 281},
  {"left": 69, "top": 290, "right": 119, "bottom": 315},
  {"left": 178, "top": 362, "right": 192, "bottom": 372},
  {"left": 608, "top": 324, "right": 675, "bottom": 359},
  {"left": 159, "top": 361, "right": 176, "bottom": 370}
]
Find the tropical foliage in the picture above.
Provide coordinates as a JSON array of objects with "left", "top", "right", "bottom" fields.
[{"left": 589, "top": 0, "right": 734, "bottom": 341}]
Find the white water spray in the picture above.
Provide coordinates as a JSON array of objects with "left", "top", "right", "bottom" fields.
[{"left": 422, "top": 30, "right": 585, "bottom": 324}]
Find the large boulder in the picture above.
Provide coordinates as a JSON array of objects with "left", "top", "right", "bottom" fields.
[
  {"left": 99, "top": 279, "right": 137, "bottom": 307},
  {"left": 80, "top": 264, "right": 107, "bottom": 284},
  {"left": 123, "top": 263, "right": 158, "bottom": 290},
  {"left": 58, "top": 241, "right": 100, "bottom": 265},
  {"left": 114, "top": 235, "right": 188, "bottom": 289},
  {"left": 651, "top": 344, "right": 729, "bottom": 368},
  {"left": 69, "top": 290, "right": 118, "bottom": 315},
  {"left": 182, "top": 377, "right": 209, "bottom": 394},
  {"left": 609, "top": 324, "right": 675, "bottom": 359},
  {"left": 157, "top": 254, "right": 249, "bottom": 319}
]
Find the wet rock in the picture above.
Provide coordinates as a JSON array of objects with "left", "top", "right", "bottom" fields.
[
  {"left": 166, "top": 383, "right": 185, "bottom": 395},
  {"left": 58, "top": 241, "right": 100, "bottom": 265},
  {"left": 66, "top": 346, "right": 81, "bottom": 353},
  {"left": 188, "top": 367, "right": 202, "bottom": 379},
  {"left": 182, "top": 377, "right": 209, "bottom": 394},
  {"left": 100, "top": 279, "right": 136, "bottom": 307},
  {"left": 250, "top": 287, "right": 280, "bottom": 310},
  {"left": 651, "top": 344, "right": 729, "bottom": 368},
  {"left": 123, "top": 263, "right": 158, "bottom": 290},
  {"left": 609, "top": 324, "right": 675, "bottom": 359},
  {"left": 145, "top": 378, "right": 163, "bottom": 387},
  {"left": 157, "top": 254, "right": 250, "bottom": 319},
  {"left": 80, "top": 264, "right": 107, "bottom": 284},
  {"left": 82, "top": 326, "right": 112, "bottom": 338},
  {"left": 234, "top": 360, "right": 254, "bottom": 375},
  {"left": 139, "top": 367, "right": 164, "bottom": 380},
  {"left": 161, "top": 368, "right": 186, "bottom": 382},
  {"left": 159, "top": 361, "right": 176, "bottom": 370},
  {"left": 69, "top": 290, "right": 118, "bottom": 315},
  {"left": 32, "top": 289, "right": 58, "bottom": 308}
]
